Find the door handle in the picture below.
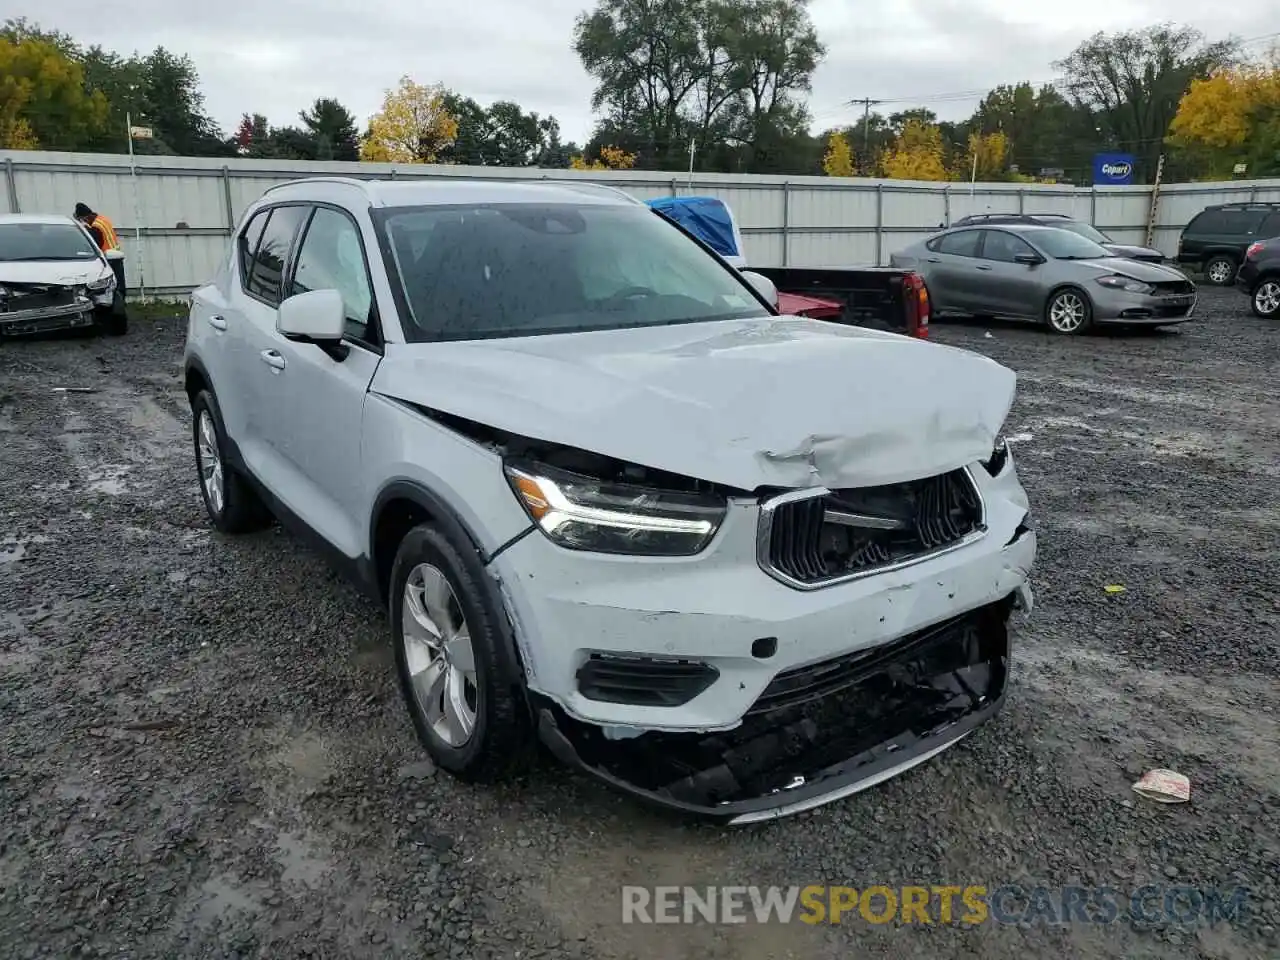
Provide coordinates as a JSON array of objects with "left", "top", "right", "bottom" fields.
[
  {"left": 926, "top": 257, "right": 941, "bottom": 263},
  {"left": 208, "top": 315, "right": 227, "bottom": 331},
  {"left": 976, "top": 265, "right": 993, "bottom": 271},
  {"left": 259, "top": 349, "right": 287, "bottom": 371}
]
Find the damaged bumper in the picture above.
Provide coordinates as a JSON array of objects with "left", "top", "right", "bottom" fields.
[
  {"left": 535, "top": 595, "right": 1020, "bottom": 822},
  {"left": 0, "top": 294, "right": 96, "bottom": 337}
]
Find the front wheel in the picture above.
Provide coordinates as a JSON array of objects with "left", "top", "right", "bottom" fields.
[
  {"left": 390, "top": 523, "right": 532, "bottom": 782},
  {"left": 1204, "top": 255, "right": 1237, "bottom": 286},
  {"left": 1045, "top": 289, "right": 1092, "bottom": 335},
  {"left": 1251, "top": 279, "right": 1280, "bottom": 318}
]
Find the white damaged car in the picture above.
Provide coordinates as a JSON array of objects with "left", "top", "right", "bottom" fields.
[
  {"left": 183, "top": 177, "right": 1036, "bottom": 823},
  {"left": 0, "top": 214, "right": 127, "bottom": 338}
]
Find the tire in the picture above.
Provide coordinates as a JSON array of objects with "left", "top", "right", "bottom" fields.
[
  {"left": 1251, "top": 278, "right": 1280, "bottom": 319},
  {"left": 190, "top": 389, "right": 271, "bottom": 534},
  {"left": 390, "top": 523, "right": 532, "bottom": 783},
  {"left": 1044, "top": 287, "right": 1093, "bottom": 335},
  {"left": 1203, "top": 255, "right": 1237, "bottom": 286}
]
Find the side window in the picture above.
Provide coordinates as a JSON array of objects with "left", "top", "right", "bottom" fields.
[
  {"left": 1222, "top": 210, "right": 1267, "bottom": 234},
  {"left": 246, "top": 205, "right": 308, "bottom": 306},
  {"left": 1188, "top": 210, "right": 1225, "bottom": 233},
  {"left": 936, "top": 230, "right": 981, "bottom": 257},
  {"left": 237, "top": 209, "right": 270, "bottom": 282},
  {"left": 981, "top": 230, "right": 1036, "bottom": 263},
  {"left": 290, "top": 207, "right": 376, "bottom": 342},
  {"left": 1260, "top": 212, "right": 1280, "bottom": 239}
]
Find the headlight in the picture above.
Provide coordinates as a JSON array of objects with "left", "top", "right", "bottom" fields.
[
  {"left": 87, "top": 274, "right": 115, "bottom": 293},
  {"left": 1095, "top": 275, "right": 1153, "bottom": 294},
  {"left": 503, "top": 461, "right": 726, "bottom": 556}
]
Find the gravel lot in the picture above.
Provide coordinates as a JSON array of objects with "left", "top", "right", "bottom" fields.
[{"left": 1, "top": 289, "right": 1277, "bottom": 960}]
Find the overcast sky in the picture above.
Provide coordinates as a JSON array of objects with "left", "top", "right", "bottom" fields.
[{"left": 35, "top": 0, "right": 1269, "bottom": 147}]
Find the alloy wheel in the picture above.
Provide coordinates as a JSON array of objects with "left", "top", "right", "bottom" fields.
[
  {"left": 1255, "top": 280, "right": 1280, "bottom": 316},
  {"left": 1049, "top": 292, "right": 1087, "bottom": 333},
  {"left": 1207, "top": 259, "right": 1234, "bottom": 284},
  {"left": 197, "top": 410, "right": 224, "bottom": 515},
  {"left": 401, "top": 563, "right": 479, "bottom": 747}
]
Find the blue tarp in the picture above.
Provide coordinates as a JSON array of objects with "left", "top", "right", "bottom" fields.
[{"left": 646, "top": 196, "right": 740, "bottom": 258}]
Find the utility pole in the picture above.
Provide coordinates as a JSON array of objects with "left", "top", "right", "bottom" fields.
[{"left": 847, "top": 98, "right": 882, "bottom": 174}]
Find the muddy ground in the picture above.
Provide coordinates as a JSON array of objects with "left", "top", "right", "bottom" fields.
[{"left": 1, "top": 289, "right": 1278, "bottom": 960}]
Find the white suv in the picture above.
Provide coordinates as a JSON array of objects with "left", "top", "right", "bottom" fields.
[{"left": 183, "top": 177, "right": 1036, "bottom": 824}]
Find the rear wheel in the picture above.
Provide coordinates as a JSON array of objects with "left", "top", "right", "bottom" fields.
[
  {"left": 1045, "top": 288, "right": 1092, "bottom": 335},
  {"left": 1252, "top": 279, "right": 1280, "bottom": 318},
  {"left": 1204, "top": 255, "right": 1237, "bottom": 286},
  {"left": 191, "top": 389, "right": 271, "bottom": 534}
]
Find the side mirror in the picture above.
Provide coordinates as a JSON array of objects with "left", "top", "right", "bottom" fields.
[
  {"left": 1013, "top": 253, "right": 1044, "bottom": 266},
  {"left": 740, "top": 270, "right": 779, "bottom": 310},
  {"left": 277, "top": 288, "right": 346, "bottom": 343}
]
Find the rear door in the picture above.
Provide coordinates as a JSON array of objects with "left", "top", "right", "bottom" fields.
[
  {"left": 1259, "top": 210, "right": 1280, "bottom": 242},
  {"left": 974, "top": 229, "right": 1045, "bottom": 319},
  {"left": 922, "top": 229, "right": 983, "bottom": 312}
]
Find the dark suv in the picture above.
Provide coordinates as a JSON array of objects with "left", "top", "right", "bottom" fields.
[
  {"left": 1176, "top": 203, "right": 1280, "bottom": 286},
  {"left": 950, "top": 213, "right": 1166, "bottom": 264}
]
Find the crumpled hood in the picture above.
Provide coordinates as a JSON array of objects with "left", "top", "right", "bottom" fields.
[
  {"left": 371, "top": 316, "right": 1016, "bottom": 491},
  {"left": 1103, "top": 242, "right": 1166, "bottom": 262},
  {"left": 0, "top": 258, "right": 110, "bottom": 286},
  {"left": 1077, "top": 257, "right": 1188, "bottom": 283}
]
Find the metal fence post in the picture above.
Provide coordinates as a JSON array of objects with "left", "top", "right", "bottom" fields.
[
  {"left": 1090, "top": 186, "right": 1097, "bottom": 225},
  {"left": 1017, "top": 188, "right": 1025, "bottom": 213},
  {"left": 220, "top": 166, "right": 234, "bottom": 235},
  {"left": 389, "top": 168, "right": 397, "bottom": 180},
  {"left": 3, "top": 158, "right": 18, "bottom": 214},
  {"left": 874, "top": 183, "right": 884, "bottom": 266},
  {"left": 781, "top": 181, "right": 790, "bottom": 266},
  {"left": 670, "top": 177, "right": 678, "bottom": 196},
  {"left": 943, "top": 185, "right": 951, "bottom": 227}
]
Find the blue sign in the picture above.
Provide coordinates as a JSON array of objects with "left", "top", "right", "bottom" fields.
[{"left": 1093, "top": 153, "right": 1135, "bottom": 185}]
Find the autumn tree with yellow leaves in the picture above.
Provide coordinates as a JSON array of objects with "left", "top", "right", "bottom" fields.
[
  {"left": 360, "top": 77, "right": 459, "bottom": 164},
  {"left": 1168, "top": 55, "right": 1280, "bottom": 177},
  {"left": 568, "top": 145, "right": 636, "bottom": 170},
  {"left": 0, "top": 33, "right": 107, "bottom": 149},
  {"left": 822, "top": 132, "right": 855, "bottom": 177},
  {"left": 880, "top": 120, "right": 948, "bottom": 181}
]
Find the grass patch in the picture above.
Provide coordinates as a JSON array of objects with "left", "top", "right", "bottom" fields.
[{"left": 127, "top": 298, "right": 190, "bottom": 321}]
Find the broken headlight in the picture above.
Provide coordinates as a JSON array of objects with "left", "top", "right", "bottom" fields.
[
  {"left": 503, "top": 461, "right": 726, "bottom": 555},
  {"left": 86, "top": 274, "right": 115, "bottom": 293},
  {"left": 982, "top": 438, "right": 1010, "bottom": 476}
]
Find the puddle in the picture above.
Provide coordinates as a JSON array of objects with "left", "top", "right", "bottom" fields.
[{"left": 85, "top": 465, "right": 130, "bottom": 495}]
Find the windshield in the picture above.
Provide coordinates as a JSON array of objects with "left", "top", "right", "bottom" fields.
[
  {"left": 0, "top": 222, "right": 100, "bottom": 262},
  {"left": 1033, "top": 228, "right": 1113, "bottom": 260},
  {"left": 1054, "top": 220, "right": 1111, "bottom": 244},
  {"left": 376, "top": 203, "right": 771, "bottom": 342}
]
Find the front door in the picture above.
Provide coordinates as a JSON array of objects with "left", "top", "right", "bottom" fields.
[{"left": 974, "top": 229, "right": 1046, "bottom": 319}]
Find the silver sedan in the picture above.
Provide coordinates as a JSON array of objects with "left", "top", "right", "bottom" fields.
[{"left": 890, "top": 224, "right": 1198, "bottom": 335}]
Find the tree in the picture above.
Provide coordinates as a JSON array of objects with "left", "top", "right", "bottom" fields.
[
  {"left": 300, "top": 97, "right": 359, "bottom": 161},
  {"left": 1053, "top": 24, "right": 1239, "bottom": 182},
  {"left": 361, "top": 76, "right": 458, "bottom": 163},
  {"left": 954, "top": 130, "right": 1010, "bottom": 181},
  {"left": 437, "top": 94, "right": 564, "bottom": 166},
  {"left": 0, "top": 34, "right": 107, "bottom": 150},
  {"left": 1168, "top": 56, "right": 1280, "bottom": 178},
  {"left": 880, "top": 119, "right": 949, "bottom": 181},
  {"left": 569, "top": 145, "right": 637, "bottom": 170},
  {"left": 822, "top": 131, "right": 854, "bottom": 176}
]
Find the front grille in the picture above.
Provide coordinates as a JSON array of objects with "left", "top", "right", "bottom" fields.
[
  {"left": 576, "top": 654, "right": 719, "bottom": 707},
  {"left": 761, "top": 469, "right": 983, "bottom": 588},
  {"left": 0, "top": 285, "right": 78, "bottom": 313},
  {"left": 1151, "top": 280, "right": 1195, "bottom": 296}
]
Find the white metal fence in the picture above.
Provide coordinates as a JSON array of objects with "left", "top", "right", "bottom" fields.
[{"left": 3, "top": 150, "right": 1279, "bottom": 296}]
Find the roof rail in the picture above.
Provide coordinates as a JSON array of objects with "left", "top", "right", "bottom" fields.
[
  {"left": 262, "top": 176, "right": 380, "bottom": 197},
  {"left": 552, "top": 180, "right": 645, "bottom": 204}
]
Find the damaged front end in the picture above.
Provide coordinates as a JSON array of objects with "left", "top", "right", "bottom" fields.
[
  {"left": 535, "top": 595, "right": 1015, "bottom": 824},
  {"left": 0, "top": 282, "right": 95, "bottom": 337}
]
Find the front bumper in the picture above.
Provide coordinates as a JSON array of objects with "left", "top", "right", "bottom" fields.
[
  {"left": 536, "top": 594, "right": 1020, "bottom": 821},
  {"left": 1091, "top": 286, "right": 1197, "bottom": 324},
  {"left": 0, "top": 295, "right": 96, "bottom": 337}
]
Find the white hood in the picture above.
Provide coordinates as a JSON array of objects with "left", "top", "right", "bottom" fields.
[
  {"left": 370, "top": 316, "right": 1016, "bottom": 491},
  {"left": 0, "top": 258, "right": 111, "bottom": 286}
]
